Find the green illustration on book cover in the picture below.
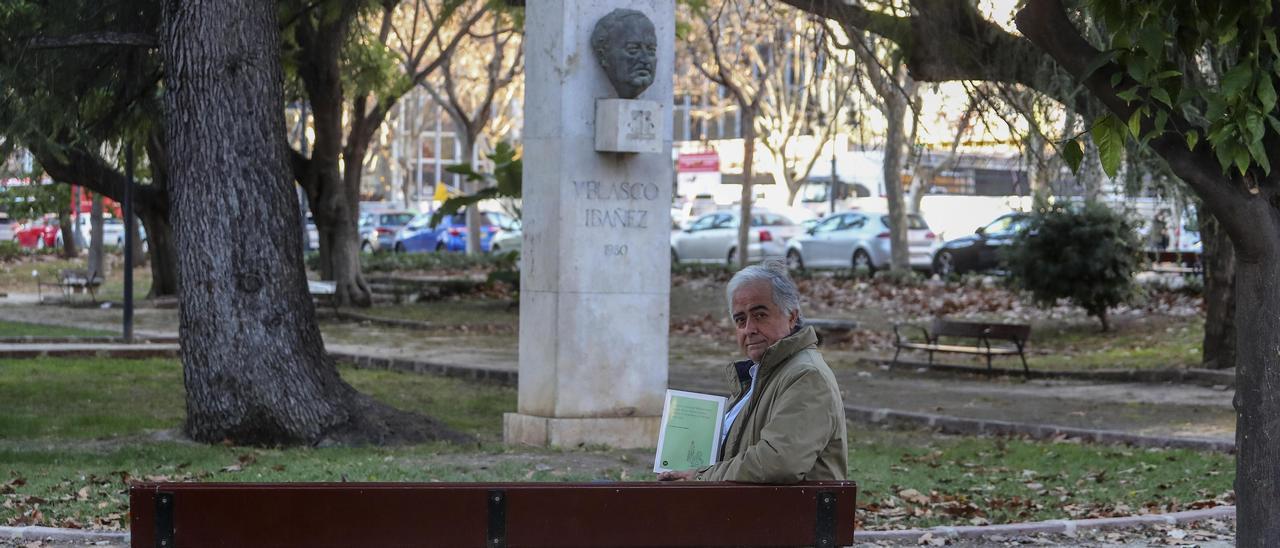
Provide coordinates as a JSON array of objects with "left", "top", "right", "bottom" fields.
[{"left": 657, "top": 394, "right": 722, "bottom": 471}]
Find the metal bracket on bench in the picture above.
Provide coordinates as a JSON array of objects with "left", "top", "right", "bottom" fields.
[
  {"left": 814, "top": 490, "right": 836, "bottom": 547},
  {"left": 487, "top": 489, "right": 506, "bottom": 548},
  {"left": 155, "top": 492, "right": 174, "bottom": 548}
]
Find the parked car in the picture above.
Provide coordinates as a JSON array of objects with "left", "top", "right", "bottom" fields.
[
  {"left": 393, "top": 209, "right": 497, "bottom": 253},
  {"left": 785, "top": 211, "right": 937, "bottom": 273},
  {"left": 359, "top": 210, "right": 416, "bottom": 252},
  {"left": 72, "top": 216, "right": 127, "bottom": 248},
  {"left": 670, "top": 210, "right": 804, "bottom": 265},
  {"left": 0, "top": 213, "right": 12, "bottom": 243},
  {"left": 931, "top": 212, "right": 1030, "bottom": 276},
  {"left": 489, "top": 219, "right": 522, "bottom": 255},
  {"left": 12, "top": 215, "right": 60, "bottom": 249},
  {"left": 303, "top": 214, "right": 319, "bottom": 251}
]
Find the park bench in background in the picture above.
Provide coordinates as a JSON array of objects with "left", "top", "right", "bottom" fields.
[
  {"left": 130, "top": 481, "right": 857, "bottom": 547},
  {"left": 37, "top": 268, "right": 103, "bottom": 304},
  {"left": 893, "top": 318, "right": 1031, "bottom": 375}
]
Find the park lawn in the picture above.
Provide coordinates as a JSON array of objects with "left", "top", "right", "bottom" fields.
[
  {"left": 0, "top": 357, "right": 1234, "bottom": 531},
  {"left": 0, "top": 320, "right": 113, "bottom": 338},
  {"left": 1026, "top": 315, "right": 1203, "bottom": 371}
]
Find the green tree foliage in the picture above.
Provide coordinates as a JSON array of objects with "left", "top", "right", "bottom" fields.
[
  {"left": 1067, "top": 1, "right": 1277, "bottom": 178},
  {"left": 1005, "top": 202, "right": 1145, "bottom": 332},
  {"left": 430, "top": 141, "right": 522, "bottom": 227},
  {"left": 0, "top": 182, "right": 68, "bottom": 222}
]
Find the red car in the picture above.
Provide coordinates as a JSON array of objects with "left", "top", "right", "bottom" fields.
[{"left": 13, "top": 215, "right": 61, "bottom": 249}]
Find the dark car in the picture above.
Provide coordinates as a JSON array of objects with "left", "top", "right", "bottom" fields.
[
  {"left": 393, "top": 209, "right": 497, "bottom": 253},
  {"left": 932, "top": 213, "right": 1030, "bottom": 276}
]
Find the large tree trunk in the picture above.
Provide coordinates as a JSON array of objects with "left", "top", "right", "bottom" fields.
[
  {"left": 882, "top": 72, "right": 912, "bottom": 273},
  {"left": 737, "top": 108, "right": 756, "bottom": 270},
  {"left": 1233, "top": 254, "right": 1280, "bottom": 546},
  {"left": 88, "top": 193, "right": 104, "bottom": 276},
  {"left": 139, "top": 208, "right": 178, "bottom": 298},
  {"left": 1199, "top": 209, "right": 1235, "bottom": 370},
  {"left": 292, "top": 10, "right": 372, "bottom": 308},
  {"left": 160, "top": 0, "right": 466, "bottom": 446},
  {"left": 57, "top": 208, "right": 77, "bottom": 258}
]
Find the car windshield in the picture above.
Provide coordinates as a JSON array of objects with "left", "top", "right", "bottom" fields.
[
  {"left": 983, "top": 215, "right": 1024, "bottom": 234},
  {"left": 879, "top": 215, "right": 928, "bottom": 230},
  {"left": 379, "top": 213, "right": 415, "bottom": 225}
]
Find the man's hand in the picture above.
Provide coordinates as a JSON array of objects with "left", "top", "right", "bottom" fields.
[{"left": 657, "top": 470, "right": 696, "bottom": 481}]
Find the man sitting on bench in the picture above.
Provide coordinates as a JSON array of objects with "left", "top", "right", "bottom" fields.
[{"left": 659, "top": 261, "right": 847, "bottom": 483}]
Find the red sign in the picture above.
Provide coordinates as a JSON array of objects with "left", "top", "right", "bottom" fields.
[{"left": 677, "top": 152, "right": 720, "bottom": 173}]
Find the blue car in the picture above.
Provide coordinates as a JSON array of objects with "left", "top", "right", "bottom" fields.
[{"left": 393, "top": 210, "right": 497, "bottom": 253}]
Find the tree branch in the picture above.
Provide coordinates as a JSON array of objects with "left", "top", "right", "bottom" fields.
[
  {"left": 26, "top": 32, "right": 157, "bottom": 50},
  {"left": 1016, "top": 0, "right": 1252, "bottom": 247}
]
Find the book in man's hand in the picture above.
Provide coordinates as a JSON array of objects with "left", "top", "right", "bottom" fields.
[{"left": 653, "top": 389, "right": 727, "bottom": 473}]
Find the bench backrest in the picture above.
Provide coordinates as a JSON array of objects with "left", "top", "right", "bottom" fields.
[
  {"left": 930, "top": 318, "right": 1030, "bottom": 343},
  {"left": 129, "top": 481, "right": 857, "bottom": 547}
]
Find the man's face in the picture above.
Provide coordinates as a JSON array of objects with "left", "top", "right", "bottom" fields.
[
  {"left": 601, "top": 16, "right": 657, "bottom": 98},
  {"left": 732, "top": 281, "right": 798, "bottom": 363}
]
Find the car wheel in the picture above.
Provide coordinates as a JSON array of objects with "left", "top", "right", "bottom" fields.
[
  {"left": 786, "top": 249, "right": 805, "bottom": 271},
  {"left": 933, "top": 250, "right": 956, "bottom": 277},
  {"left": 491, "top": 244, "right": 501, "bottom": 254},
  {"left": 361, "top": 241, "right": 372, "bottom": 253},
  {"left": 394, "top": 242, "right": 405, "bottom": 253},
  {"left": 852, "top": 249, "right": 875, "bottom": 275},
  {"left": 670, "top": 248, "right": 680, "bottom": 264},
  {"left": 36, "top": 237, "right": 45, "bottom": 250},
  {"left": 54, "top": 236, "right": 62, "bottom": 248},
  {"left": 435, "top": 242, "right": 446, "bottom": 253},
  {"left": 726, "top": 247, "right": 737, "bottom": 266}
]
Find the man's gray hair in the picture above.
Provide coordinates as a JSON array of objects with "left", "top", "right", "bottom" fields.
[{"left": 725, "top": 260, "right": 804, "bottom": 325}]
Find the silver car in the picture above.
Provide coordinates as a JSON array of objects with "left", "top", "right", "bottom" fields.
[
  {"left": 785, "top": 211, "right": 937, "bottom": 273},
  {"left": 670, "top": 210, "right": 804, "bottom": 265}
]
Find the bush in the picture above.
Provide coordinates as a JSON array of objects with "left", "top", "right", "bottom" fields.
[
  {"left": 0, "top": 241, "right": 24, "bottom": 261},
  {"left": 1004, "top": 201, "right": 1145, "bottom": 331},
  {"left": 305, "top": 250, "right": 508, "bottom": 274}
]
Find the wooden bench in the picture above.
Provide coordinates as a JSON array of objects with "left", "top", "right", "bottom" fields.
[
  {"left": 893, "top": 318, "right": 1031, "bottom": 375},
  {"left": 37, "top": 268, "right": 103, "bottom": 303},
  {"left": 129, "top": 481, "right": 857, "bottom": 547}
]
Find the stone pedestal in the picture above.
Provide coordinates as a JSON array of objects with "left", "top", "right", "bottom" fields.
[{"left": 504, "top": 0, "right": 674, "bottom": 448}]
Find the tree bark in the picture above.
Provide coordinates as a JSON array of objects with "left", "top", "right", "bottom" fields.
[
  {"left": 1233, "top": 255, "right": 1280, "bottom": 546},
  {"left": 57, "top": 208, "right": 77, "bottom": 258},
  {"left": 160, "top": 0, "right": 467, "bottom": 446},
  {"left": 738, "top": 107, "right": 756, "bottom": 270},
  {"left": 881, "top": 70, "right": 912, "bottom": 273},
  {"left": 291, "top": 8, "right": 372, "bottom": 307},
  {"left": 1199, "top": 210, "right": 1236, "bottom": 370},
  {"left": 89, "top": 193, "right": 104, "bottom": 276}
]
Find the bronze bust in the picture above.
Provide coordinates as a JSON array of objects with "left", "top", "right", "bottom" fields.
[{"left": 590, "top": 9, "right": 657, "bottom": 99}]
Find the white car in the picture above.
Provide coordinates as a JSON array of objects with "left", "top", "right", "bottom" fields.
[
  {"left": 73, "top": 216, "right": 127, "bottom": 248},
  {"left": 670, "top": 210, "right": 805, "bottom": 265},
  {"left": 0, "top": 213, "right": 12, "bottom": 243}
]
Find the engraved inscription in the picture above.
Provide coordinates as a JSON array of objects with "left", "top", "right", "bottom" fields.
[
  {"left": 585, "top": 208, "right": 649, "bottom": 229},
  {"left": 626, "top": 109, "right": 656, "bottom": 141}
]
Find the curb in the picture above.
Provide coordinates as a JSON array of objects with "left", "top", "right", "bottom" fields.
[
  {"left": 867, "top": 358, "right": 1235, "bottom": 388},
  {"left": 0, "top": 525, "right": 128, "bottom": 543},
  {"left": 844, "top": 404, "right": 1235, "bottom": 453},
  {"left": 330, "top": 351, "right": 517, "bottom": 386},
  {"left": 855, "top": 505, "right": 1235, "bottom": 541},
  {"left": 0, "top": 344, "right": 179, "bottom": 359},
  {"left": 0, "top": 506, "right": 1234, "bottom": 544}
]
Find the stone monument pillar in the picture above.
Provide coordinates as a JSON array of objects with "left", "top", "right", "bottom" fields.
[{"left": 504, "top": 0, "right": 674, "bottom": 448}]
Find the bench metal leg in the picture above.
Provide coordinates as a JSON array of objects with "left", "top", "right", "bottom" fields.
[
  {"left": 892, "top": 346, "right": 902, "bottom": 366},
  {"left": 986, "top": 353, "right": 993, "bottom": 372},
  {"left": 1019, "top": 352, "right": 1030, "bottom": 378},
  {"left": 927, "top": 350, "right": 934, "bottom": 365}
]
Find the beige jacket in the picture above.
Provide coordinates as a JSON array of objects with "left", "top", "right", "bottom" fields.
[{"left": 696, "top": 326, "right": 848, "bottom": 483}]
